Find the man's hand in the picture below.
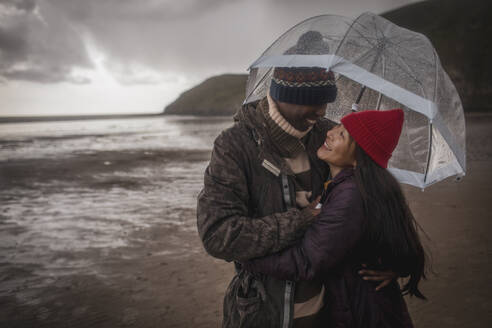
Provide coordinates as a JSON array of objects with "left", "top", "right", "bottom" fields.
[
  {"left": 358, "top": 264, "right": 398, "bottom": 291},
  {"left": 306, "top": 196, "right": 322, "bottom": 217}
]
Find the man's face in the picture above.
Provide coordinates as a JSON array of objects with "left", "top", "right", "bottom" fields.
[{"left": 276, "top": 101, "right": 328, "bottom": 131}]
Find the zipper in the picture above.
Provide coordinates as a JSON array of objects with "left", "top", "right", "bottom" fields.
[
  {"left": 281, "top": 173, "right": 294, "bottom": 328},
  {"left": 282, "top": 280, "right": 294, "bottom": 328}
]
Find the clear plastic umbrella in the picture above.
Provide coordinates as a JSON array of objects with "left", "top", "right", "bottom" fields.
[{"left": 245, "top": 12, "right": 466, "bottom": 189}]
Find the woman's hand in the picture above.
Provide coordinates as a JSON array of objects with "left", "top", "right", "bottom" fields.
[
  {"left": 358, "top": 263, "right": 398, "bottom": 291},
  {"left": 305, "top": 196, "right": 322, "bottom": 217}
]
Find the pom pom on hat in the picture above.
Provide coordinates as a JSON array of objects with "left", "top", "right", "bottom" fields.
[{"left": 341, "top": 109, "right": 404, "bottom": 168}]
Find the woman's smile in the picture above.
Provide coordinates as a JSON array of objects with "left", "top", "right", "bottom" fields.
[{"left": 317, "top": 124, "right": 356, "bottom": 174}]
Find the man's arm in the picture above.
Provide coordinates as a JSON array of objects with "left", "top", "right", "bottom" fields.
[
  {"left": 197, "top": 128, "right": 315, "bottom": 262},
  {"left": 242, "top": 184, "right": 364, "bottom": 281},
  {"left": 243, "top": 184, "right": 399, "bottom": 290}
]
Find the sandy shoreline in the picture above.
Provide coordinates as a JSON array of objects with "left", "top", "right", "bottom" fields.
[
  {"left": 1, "top": 149, "right": 231, "bottom": 327},
  {"left": 1, "top": 114, "right": 491, "bottom": 327}
]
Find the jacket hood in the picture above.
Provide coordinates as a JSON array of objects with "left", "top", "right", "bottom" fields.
[{"left": 233, "top": 98, "right": 269, "bottom": 137}]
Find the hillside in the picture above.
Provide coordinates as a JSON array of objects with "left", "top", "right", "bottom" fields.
[
  {"left": 382, "top": 0, "right": 492, "bottom": 112},
  {"left": 163, "top": 74, "right": 247, "bottom": 116}
]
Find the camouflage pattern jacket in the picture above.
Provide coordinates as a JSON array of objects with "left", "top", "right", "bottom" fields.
[{"left": 197, "top": 98, "right": 334, "bottom": 327}]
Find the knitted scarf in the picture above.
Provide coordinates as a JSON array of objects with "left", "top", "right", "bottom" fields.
[{"left": 262, "top": 93, "right": 312, "bottom": 158}]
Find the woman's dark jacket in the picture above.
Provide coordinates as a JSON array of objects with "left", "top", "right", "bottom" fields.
[
  {"left": 244, "top": 168, "right": 414, "bottom": 328},
  {"left": 197, "top": 98, "right": 333, "bottom": 327}
]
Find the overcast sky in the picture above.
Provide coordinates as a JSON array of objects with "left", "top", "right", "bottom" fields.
[{"left": 0, "top": 0, "right": 420, "bottom": 116}]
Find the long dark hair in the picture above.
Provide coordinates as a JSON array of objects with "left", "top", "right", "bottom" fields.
[{"left": 353, "top": 145, "right": 428, "bottom": 299}]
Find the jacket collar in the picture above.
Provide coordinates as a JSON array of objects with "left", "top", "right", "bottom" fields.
[
  {"left": 331, "top": 167, "right": 355, "bottom": 184},
  {"left": 234, "top": 98, "right": 335, "bottom": 179},
  {"left": 233, "top": 98, "right": 332, "bottom": 152},
  {"left": 322, "top": 167, "right": 355, "bottom": 199}
]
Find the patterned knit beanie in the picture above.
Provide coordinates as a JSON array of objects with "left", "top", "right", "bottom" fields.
[
  {"left": 341, "top": 109, "right": 404, "bottom": 168},
  {"left": 270, "top": 31, "right": 337, "bottom": 105}
]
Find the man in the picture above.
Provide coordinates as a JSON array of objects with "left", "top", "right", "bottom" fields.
[{"left": 197, "top": 31, "right": 394, "bottom": 327}]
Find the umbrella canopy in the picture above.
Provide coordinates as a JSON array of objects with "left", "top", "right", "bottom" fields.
[{"left": 245, "top": 12, "right": 466, "bottom": 189}]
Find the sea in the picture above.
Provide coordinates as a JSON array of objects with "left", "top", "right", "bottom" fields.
[
  {"left": 0, "top": 116, "right": 232, "bottom": 280},
  {"left": 0, "top": 116, "right": 231, "bottom": 161}
]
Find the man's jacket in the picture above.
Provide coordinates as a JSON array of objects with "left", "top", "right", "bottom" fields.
[{"left": 197, "top": 98, "right": 333, "bottom": 327}]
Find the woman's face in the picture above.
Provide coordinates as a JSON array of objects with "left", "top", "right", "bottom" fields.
[{"left": 317, "top": 124, "right": 356, "bottom": 167}]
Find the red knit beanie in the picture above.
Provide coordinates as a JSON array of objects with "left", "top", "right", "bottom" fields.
[{"left": 341, "top": 109, "right": 404, "bottom": 168}]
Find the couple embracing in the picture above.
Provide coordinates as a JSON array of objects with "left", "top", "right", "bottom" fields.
[{"left": 197, "top": 31, "right": 427, "bottom": 328}]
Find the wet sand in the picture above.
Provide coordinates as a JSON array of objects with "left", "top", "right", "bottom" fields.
[{"left": 1, "top": 114, "right": 491, "bottom": 327}]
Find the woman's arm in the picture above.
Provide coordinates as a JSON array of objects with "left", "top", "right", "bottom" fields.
[{"left": 243, "top": 183, "right": 364, "bottom": 281}]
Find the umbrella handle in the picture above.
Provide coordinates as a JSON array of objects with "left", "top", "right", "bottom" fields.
[{"left": 351, "top": 103, "right": 360, "bottom": 112}]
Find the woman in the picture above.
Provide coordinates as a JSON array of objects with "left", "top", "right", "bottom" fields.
[{"left": 243, "top": 109, "right": 427, "bottom": 327}]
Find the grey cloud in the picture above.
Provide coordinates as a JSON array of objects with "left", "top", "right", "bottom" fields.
[
  {"left": 0, "top": 0, "right": 36, "bottom": 13},
  {"left": 3, "top": 67, "right": 90, "bottom": 84},
  {"left": 104, "top": 60, "right": 173, "bottom": 85},
  {"left": 0, "top": 0, "right": 415, "bottom": 84},
  {"left": 39, "top": 0, "right": 253, "bottom": 78},
  {"left": 0, "top": 20, "right": 28, "bottom": 58},
  {"left": 0, "top": 0, "right": 93, "bottom": 84},
  {"left": 47, "top": 0, "right": 237, "bottom": 22},
  {"left": 50, "top": 0, "right": 412, "bottom": 78},
  {"left": 0, "top": 0, "right": 239, "bottom": 83}
]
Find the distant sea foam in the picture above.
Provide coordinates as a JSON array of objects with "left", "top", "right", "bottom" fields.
[{"left": 0, "top": 116, "right": 232, "bottom": 161}]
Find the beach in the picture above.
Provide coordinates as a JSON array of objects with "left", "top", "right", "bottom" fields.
[{"left": 0, "top": 114, "right": 491, "bottom": 327}]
